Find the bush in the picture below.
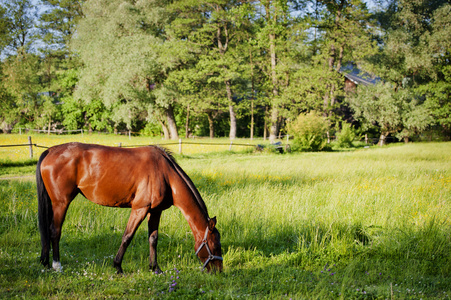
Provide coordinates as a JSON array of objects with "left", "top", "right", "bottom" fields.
[
  {"left": 335, "top": 121, "right": 356, "bottom": 148},
  {"left": 288, "top": 112, "right": 329, "bottom": 151}
]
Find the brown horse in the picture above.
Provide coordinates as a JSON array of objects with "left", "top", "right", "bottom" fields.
[{"left": 36, "top": 142, "right": 222, "bottom": 273}]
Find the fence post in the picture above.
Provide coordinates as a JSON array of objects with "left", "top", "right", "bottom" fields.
[
  {"left": 118, "top": 143, "right": 122, "bottom": 147},
  {"left": 179, "top": 139, "right": 182, "bottom": 155},
  {"left": 28, "top": 136, "right": 33, "bottom": 159}
]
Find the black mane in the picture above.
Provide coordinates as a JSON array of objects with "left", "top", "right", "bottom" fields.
[{"left": 153, "top": 146, "right": 210, "bottom": 220}]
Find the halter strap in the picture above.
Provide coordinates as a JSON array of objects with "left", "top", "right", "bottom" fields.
[{"left": 195, "top": 227, "right": 223, "bottom": 270}]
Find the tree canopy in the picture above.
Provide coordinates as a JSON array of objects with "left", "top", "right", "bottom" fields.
[{"left": 0, "top": 0, "right": 449, "bottom": 143}]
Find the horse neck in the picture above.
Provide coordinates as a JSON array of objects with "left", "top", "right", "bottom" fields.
[{"left": 171, "top": 178, "right": 209, "bottom": 243}]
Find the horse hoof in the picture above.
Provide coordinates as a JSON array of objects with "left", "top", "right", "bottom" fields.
[{"left": 52, "top": 261, "right": 63, "bottom": 272}]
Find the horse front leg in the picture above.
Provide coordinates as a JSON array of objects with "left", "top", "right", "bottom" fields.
[
  {"left": 148, "top": 210, "right": 162, "bottom": 274},
  {"left": 114, "top": 207, "right": 148, "bottom": 274}
]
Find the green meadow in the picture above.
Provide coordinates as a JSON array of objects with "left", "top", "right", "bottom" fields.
[{"left": 0, "top": 136, "right": 450, "bottom": 299}]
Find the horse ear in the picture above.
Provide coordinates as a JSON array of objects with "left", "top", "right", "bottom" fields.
[{"left": 208, "top": 216, "right": 217, "bottom": 230}]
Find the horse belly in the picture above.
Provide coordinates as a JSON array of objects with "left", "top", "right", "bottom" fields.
[{"left": 78, "top": 175, "right": 139, "bottom": 208}]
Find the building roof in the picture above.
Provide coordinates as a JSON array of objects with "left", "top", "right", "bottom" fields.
[{"left": 340, "top": 64, "right": 380, "bottom": 86}]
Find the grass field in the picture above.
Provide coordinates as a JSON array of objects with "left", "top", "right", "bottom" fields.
[{"left": 0, "top": 135, "right": 450, "bottom": 299}]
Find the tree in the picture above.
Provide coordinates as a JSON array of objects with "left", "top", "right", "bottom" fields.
[
  {"left": 35, "top": 95, "right": 61, "bottom": 133},
  {"left": 38, "top": 0, "right": 84, "bottom": 53},
  {"left": 37, "top": 0, "right": 84, "bottom": 104},
  {"left": 312, "top": 0, "right": 376, "bottom": 120},
  {"left": 0, "top": 4, "right": 12, "bottom": 53},
  {"left": 369, "top": 0, "right": 451, "bottom": 139},
  {"left": 2, "top": 0, "right": 37, "bottom": 55},
  {"left": 421, "top": 3, "right": 451, "bottom": 138},
  {"left": 258, "top": 0, "right": 293, "bottom": 143},
  {"left": 347, "top": 82, "right": 432, "bottom": 145},
  {"left": 0, "top": 65, "right": 18, "bottom": 132},
  {"left": 1, "top": 52, "right": 42, "bottom": 128},
  {"left": 169, "top": 0, "right": 253, "bottom": 140},
  {"left": 74, "top": 0, "right": 180, "bottom": 139}
]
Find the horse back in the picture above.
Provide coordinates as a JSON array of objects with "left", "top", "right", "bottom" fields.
[{"left": 39, "top": 143, "right": 173, "bottom": 209}]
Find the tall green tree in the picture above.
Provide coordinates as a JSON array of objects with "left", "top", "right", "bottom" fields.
[
  {"left": 348, "top": 82, "right": 433, "bottom": 145},
  {"left": 0, "top": 4, "right": 12, "bottom": 53},
  {"left": 74, "top": 0, "right": 181, "bottom": 138},
  {"left": 169, "top": 0, "right": 254, "bottom": 140},
  {"left": 39, "top": 0, "right": 84, "bottom": 53},
  {"left": 2, "top": 0, "right": 37, "bottom": 54},
  {"left": 2, "top": 52, "right": 42, "bottom": 128},
  {"left": 0, "top": 65, "right": 17, "bottom": 132},
  {"left": 312, "top": 0, "right": 376, "bottom": 119},
  {"left": 0, "top": 0, "right": 46, "bottom": 132},
  {"left": 421, "top": 3, "right": 451, "bottom": 137},
  {"left": 370, "top": 0, "right": 450, "bottom": 138},
  {"left": 257, "top": 0, "right": 293, "bottom": 143},
  {"left": 38, "top": 0, "right": 84, "bottom": 99}
]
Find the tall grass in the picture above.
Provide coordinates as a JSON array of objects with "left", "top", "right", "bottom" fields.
[{"left": 0, "top": 141, "right": 450, "bottom": 299}]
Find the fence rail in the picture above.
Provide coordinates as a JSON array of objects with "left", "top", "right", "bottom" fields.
[{"left": 1, "top": 136, "right": 258, "bottom": 159}]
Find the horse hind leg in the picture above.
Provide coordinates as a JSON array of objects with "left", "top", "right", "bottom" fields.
[
  {"left": 148, "top": 210, "right": 162, "bottom": 274},
  {"left": 114, "top": 207, "right": 148, "bottom": 274},
  {"left": 50, "top": 201, "right": 71, "bottom": 272}
]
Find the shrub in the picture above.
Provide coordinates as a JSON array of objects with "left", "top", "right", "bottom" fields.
[
  {"left": 335, "top": 121, "right": 356, "bottom": 148},
  {"left": 288, "top": 111, "right": 329, "bottom": 151}
]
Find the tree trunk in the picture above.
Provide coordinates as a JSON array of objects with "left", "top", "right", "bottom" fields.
[
  {"left": 229, "top": 104, "right": 237, "bottom": 140},
  {"left": 267, "top": 2, "right": 279, "bottom": 144},
  {"left": 207, "top": 112, "right": 214, "bottom": 139},
  {"left": 269, "top": 29, "right": 278, "bottom": 143},
  {"left": 269, "top": 107, "right": 279, "bottom": 143},
  {"left": 160, "top": 121, "right": 169, "bottom": 140},
  {"left": 166, "top": 104, "right": 178, "bottom": 140},
  {"left": 249, "top": 34, "right": 255, "bottom": 141},
  {"left": 378, "top": 133, "right": 387, "bottom": 146},
  {"left": 264, "top": 105, "right": 269, "bottom": 141},
  {"left": 250, "top": 98, "right": 254, "bottom": 141},
  {"left": 185, "top": 104, "right": 190, "bottom": 138},
  {"left": 225, "top": 80, "right": 236, "bottom": 140}
]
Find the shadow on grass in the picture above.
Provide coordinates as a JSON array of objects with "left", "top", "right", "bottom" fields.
[
  {"left": 0, "top": 159, "right": 37, "bottom": 177},
  {"left": 0, "top": 159, "right": 37, "bottom": 168}
]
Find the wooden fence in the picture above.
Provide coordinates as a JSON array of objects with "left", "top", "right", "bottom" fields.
[{"left": 0, "top": 136, "right": 258, "bottom": 159}]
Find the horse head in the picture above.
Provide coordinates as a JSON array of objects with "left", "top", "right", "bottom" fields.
[{"left": 195, "top": 217, "right": 223, "bottom": 273}]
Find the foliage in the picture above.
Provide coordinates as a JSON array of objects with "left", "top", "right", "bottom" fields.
[
  {"left": 287, "top": 111, "right": 329, "bottom": 151},
  {"left": 0, "top": 142, "right": 451, "bottom": 298},
  {"left": 38, "top": 0, "right": 84, "bottom": 53},
  {"left": 1, "top": 52, "right": 42, "bottom": 130},
  {"left": 335, "top": 121, "right": 356, "bottom": 148},
  {"left": 368, "top": 1, "right": 451, "bottom": 140},
  {"left": 1, "top": 0, "right": 37, "bottom": 54},
  {"left": 0, "top": 0, "right": 450, "bottom": 141},
  {"left": 0, "top": 4, "right": 12, "bottom": 52},
  {"left": 347, "top": 82, "right": 433, "bottom": 144}
]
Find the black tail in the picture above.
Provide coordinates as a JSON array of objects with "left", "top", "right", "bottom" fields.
[{"left": 36, "top": 150, "right": 52, "bottom": 267}]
